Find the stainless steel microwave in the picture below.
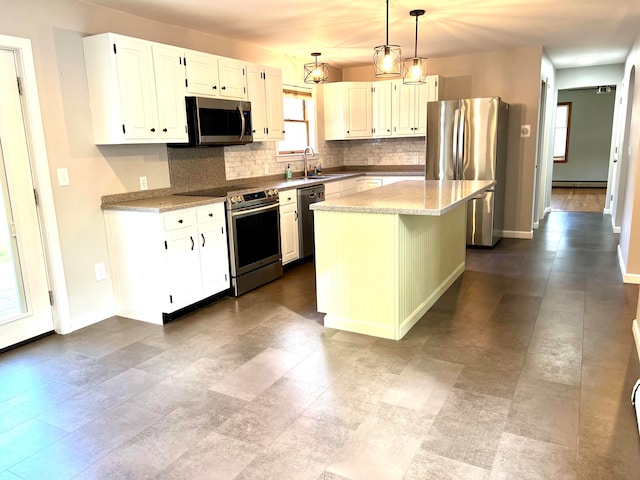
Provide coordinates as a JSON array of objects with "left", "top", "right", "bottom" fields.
[{"left": 175, "top": 96, "right": 253, "bottom": 147}]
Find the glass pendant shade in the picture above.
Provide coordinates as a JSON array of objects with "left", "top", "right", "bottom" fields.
[
  {"left": 374, "top": 44, "right": 402, "bottom": 77},
  {"left": 403, "top": 57, "right": 427, "bottom": 84},
  {"left": 373, "top": 0, "right": 401, "bottom": 77},
  {"left": 402, "top": 9, "right": 428, "bottom": 84},
  {"left": 304, "top": 52, "right": 329, "bottom": 84}
]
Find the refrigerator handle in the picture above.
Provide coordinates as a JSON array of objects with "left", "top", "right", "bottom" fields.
[
  {"left": 457, "top": 105, "right": 465, "bottom": 179},
  {"left": 452, "top": 108, "right": 460, "bottom": 180}
]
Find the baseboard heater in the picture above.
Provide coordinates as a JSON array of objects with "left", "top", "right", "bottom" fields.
[{"left": 552, "top": 181, "right": 607, "bottom": 188}]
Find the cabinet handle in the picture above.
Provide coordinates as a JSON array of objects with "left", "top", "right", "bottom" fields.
[
  {"left": 212, "top": 85, "right": 217, "bottom": 90},
  {"left": 162, "top": 128, "right": 168, "bottom": 132},
  {"left": 221, "top": 86, "right": 226, "bottom": 90},
  {"left": 150, "top": 128, "right": 156, "bottom": 132},
  {"left": 294, "top": 211, "right": 298, "bottom": 221},
  {"left": 208, "top": 213, "right": 213, "bottom": 217},
  {"left": 178, "top": 219, "right": 183, "bottom": 223},
  {"left": 201, "top": 233, "right": 205, "bottom": 247},
  {"left": 190, "top": 236, "right": 194, "bottom": 250}
]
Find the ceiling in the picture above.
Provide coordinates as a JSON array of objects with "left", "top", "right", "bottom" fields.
[{"left": 79, "top": 0, "right": 640, "bottom": 70}]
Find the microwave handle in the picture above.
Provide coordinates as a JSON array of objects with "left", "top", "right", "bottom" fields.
[{"left": 238, "top": 104, "right": 245, "bottom": 143}]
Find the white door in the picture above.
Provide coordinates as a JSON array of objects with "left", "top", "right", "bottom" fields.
[{"left": 0, "top": 49, "right": 53, "bottom": 350}]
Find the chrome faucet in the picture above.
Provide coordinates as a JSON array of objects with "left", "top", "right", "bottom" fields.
[{"left": 302, "top": 146, "right": 315, "bottom": 177}]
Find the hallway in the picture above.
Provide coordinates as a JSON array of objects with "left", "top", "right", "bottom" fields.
[
  {"left": 550, "top": 187, "right": 607, "bottom": 213},
  {"left": 0, "top": 212, "right": 638, "bottom": 479}
]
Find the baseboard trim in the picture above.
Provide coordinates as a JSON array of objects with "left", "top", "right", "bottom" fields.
[
  {"left": 617, "top": 244, "right": 640, "bottom": 284},
  {"left": 501, "top": 230, "right": 533, "bottom": 240},
  {"left": 552, "top": 181, "right": 607, "bottom": 188},
  {"left": 613, "top": 226, "right": 621, "bottom": 234},
  {"left": 603, "top": 208, "right": 611, "bottom": 215},
  {"left": 67, "top": 306, "right": 116, "bottom": 333}
]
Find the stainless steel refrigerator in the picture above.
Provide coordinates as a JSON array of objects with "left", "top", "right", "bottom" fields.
[{"left": 425, "top": 97, "right": 509, "bottom": 247}]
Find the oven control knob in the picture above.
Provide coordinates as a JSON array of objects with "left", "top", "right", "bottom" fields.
[
  {"left": 234, "top": 196, "right": 242, "bottom": 203},
  {"left": 268, "top": 189, "right": 274, "bottom": 196},
  {"left": 274, "top": 188, "right": 279, "bottom": 195}
]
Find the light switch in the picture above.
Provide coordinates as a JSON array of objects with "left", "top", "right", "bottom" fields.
[{"left": 57, "top": 168, "right": 70, "bottom": 186}]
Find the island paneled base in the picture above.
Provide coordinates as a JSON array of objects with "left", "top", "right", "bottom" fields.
[{"left": 314, "top": 204, "right": 466, "bottom": 340}]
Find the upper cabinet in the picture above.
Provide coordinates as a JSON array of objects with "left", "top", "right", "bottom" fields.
[
  {"left": 82, "top": 33, "right": 188, "bottom": 144},
  {"left": 183, "top": 50, "right": 247, "bottom": 100},
  {"left": 323, "top": 82, "right": 373, "bottom": 140},
  {"left": 247, "top": 64, "right": 285, "bottom": 141},
  {"left": 323, "top": 75, "right": 442, "bottom": 141}
]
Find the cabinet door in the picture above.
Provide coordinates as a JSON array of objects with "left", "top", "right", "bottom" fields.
[
  {"left": 196, "top": 204, "right": 229, "bottom": 296},
  {"left": 393, "top": 81, "right": 418, "bottom": 137},
  {"left": 246, "top": 64, "right": 267, "bottom": 140},
  {"left": 164, "top": 227, "right": 202, "bottom": 310},
  {"left": 279, "top": 202, "right": 299, "bottom": 265},
  {"left": 264, "top": 66, "right": 285, "bottom": 140},
  {"left": 372, "top": 81, "right": 392, "bottom": 137},
  {"left": 184, "top": 50, "right": 220, "bottom": 97},
  {"left": 152, "top": 45, "right": 188, "bottom": 142},
  {"left": 218, "top": 57, "right": 247, "bottom": 100},
  {"left": 414, "top": 82, "right": 429, "bottom": 135},
  {"left": 345, "top": 83, "right": 372, "bottom": 138},
  {"left": 113, "top": 36, "right": 158, "bottom": 141}
]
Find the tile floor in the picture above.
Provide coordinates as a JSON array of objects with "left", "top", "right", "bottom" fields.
[{"left": 0, "top": 211, "right": 639, "bottom": 479}]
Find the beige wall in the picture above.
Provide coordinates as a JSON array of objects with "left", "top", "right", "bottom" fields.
[{"left": 342, "top": 46, "right": 543, "bottom": 235}]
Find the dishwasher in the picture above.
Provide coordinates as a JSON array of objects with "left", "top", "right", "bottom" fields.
[{"left": 297, "top": 184, "right": 325, "bottom": 259}]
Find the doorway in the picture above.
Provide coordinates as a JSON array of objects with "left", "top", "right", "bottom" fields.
[
  {"left": 0, "top": 48, "right": 53, "bottom": 350},
  {"left": 550, "top": 85, "right": 616, "bottom": 213}
]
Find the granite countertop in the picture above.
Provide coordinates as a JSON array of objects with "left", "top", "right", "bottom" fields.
[
  {"left": 310, "top": 179, "right": 496, "bottom": 216},
  {"left": 102, "top": 195, "right": 226, "bottom": 213},
  {"left": 101, "top": 169, "right": 426, "bottom": 213}
]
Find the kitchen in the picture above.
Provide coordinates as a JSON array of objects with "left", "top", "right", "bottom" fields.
[{"left": 1, "top": 0, "right": 640, "bottom": 477}]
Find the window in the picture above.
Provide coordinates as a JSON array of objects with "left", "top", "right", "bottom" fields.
[
  {"left": 278, "top": 89, "right": 315, "bottom": 155},
  {"left": 554, "top": 102, "right": 572, "bottom": 163}
]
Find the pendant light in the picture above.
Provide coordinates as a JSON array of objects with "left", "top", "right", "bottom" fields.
[
  {"left": 304, "top": 52, "right": 329, "bottom": 84},
  {"left": 373, "top": 0, "right": 401, "bottom": 77},
  {"left": 403, "top": 9, "right": 428, "bottom": 84}
]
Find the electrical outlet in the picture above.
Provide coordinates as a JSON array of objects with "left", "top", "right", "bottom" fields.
[
  {"left": 520, "top": 125, "right": 531, "bottom": 137},
  {"left": 94, "top": 262, "right": 106, "bottom": 281},
  {"left": 57, "top": 168, "right": 70, "bottom": 186},
  {"left": 139, "top": 176, "right": 148, "bottom": 190}
]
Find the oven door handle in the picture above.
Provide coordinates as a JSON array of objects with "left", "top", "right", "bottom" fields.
[{"left": 230, "top": 203, "right": 279, "bottom": 217}]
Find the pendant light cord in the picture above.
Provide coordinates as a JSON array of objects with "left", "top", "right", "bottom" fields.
[{"left": 414, "top": 14, "right": 418, "bottom": 57}]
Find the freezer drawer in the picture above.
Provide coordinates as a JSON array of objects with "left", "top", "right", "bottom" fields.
[{"left": 466, "top": 189, "right": 499, "bottom": 247}]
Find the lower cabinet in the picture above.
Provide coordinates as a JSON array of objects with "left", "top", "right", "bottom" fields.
[
  {"left": 103, "top": 202, "right": 230, "bottom": 324},
  {"left": 279, "top": 189, "right": 299, "bottom": 265},
  {"left": 325, "top": 178, "right": 358, "bottom": 200}
]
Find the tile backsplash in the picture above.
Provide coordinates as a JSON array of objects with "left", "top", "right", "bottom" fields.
[{"left": 168, "top": 137, "right": 426, "bottom": 187}]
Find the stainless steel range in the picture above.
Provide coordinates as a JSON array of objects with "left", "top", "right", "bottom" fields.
[{"left": 180, "top": 185, "right": 282, "bottom": 296}]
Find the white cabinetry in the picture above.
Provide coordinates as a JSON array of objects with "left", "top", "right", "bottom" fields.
[
  {"left": 372, "top": 81, "right": 393, "bottom": 138},
  {"left": 184, "top": 50, "right": 247, "bottom": 100},
  {"left": 323, "top": 76, "right": 441, "bottom": 141},
  {"left": 247, "top": 64, "right": 285, "bottom": 141},
  {"left": 82, "top": 33, "right": 188, "bottom": 144},
  {"left": 103, "top": 202, "right": 229, "bottom": 324},
  {"left": 392, "top": 75, "right": 440, "bottom": 137},
  {"left": 278, "top": 190, "right": 299, "bottom": 265},
  {"left": 325, "top": 178, "right": 358, "bottom": 200},
  {"left": 323, "top": 82, "right": 372, "bottom": 140}
]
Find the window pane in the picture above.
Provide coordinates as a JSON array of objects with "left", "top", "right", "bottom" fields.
[
  {"left": 556, "top": 105, "right": 568, "bottom": 128},
  {"left": 279, "top": 121, "right": 308, "bottom": 153},
  {"left": 283, "top": 97, "right": 304, "bottom": 121},
  {"left": 554, "top": 127, "right": 567, "bottom": 157}
]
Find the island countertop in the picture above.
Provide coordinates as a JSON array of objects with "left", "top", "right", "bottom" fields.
[{"left": 310, "top": 179, "right": 496, "bottom": 216}]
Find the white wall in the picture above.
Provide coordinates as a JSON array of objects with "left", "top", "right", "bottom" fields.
[{"left": 538, "top": 53, "right": 557, "bottom": 222}]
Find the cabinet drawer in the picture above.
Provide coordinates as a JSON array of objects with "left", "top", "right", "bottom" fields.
[
  {"left": 196, "top": 203, "right": 225, "bottom": 224},
  {"left": 163, "top": 210, "right": 196, "bottom": 231},
  {"left": 279, "top": 189, "right": 297, "bottom": 206}
]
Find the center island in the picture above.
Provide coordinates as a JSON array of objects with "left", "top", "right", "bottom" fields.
[{"left": 310, "top": 179, "right": 496, "bottom": 340}]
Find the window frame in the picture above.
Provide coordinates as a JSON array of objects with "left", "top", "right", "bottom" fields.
[{"left": 277, "top": 89, "right": 313, "bottom": 156}]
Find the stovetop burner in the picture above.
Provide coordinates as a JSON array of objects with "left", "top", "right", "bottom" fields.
[{"left": 178, "top": 184, "right": 280, "bottom": 210}]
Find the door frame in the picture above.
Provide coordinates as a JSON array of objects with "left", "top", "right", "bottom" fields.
[{"left": 0, "top": 34, "right": 69, "bottom": 334}]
